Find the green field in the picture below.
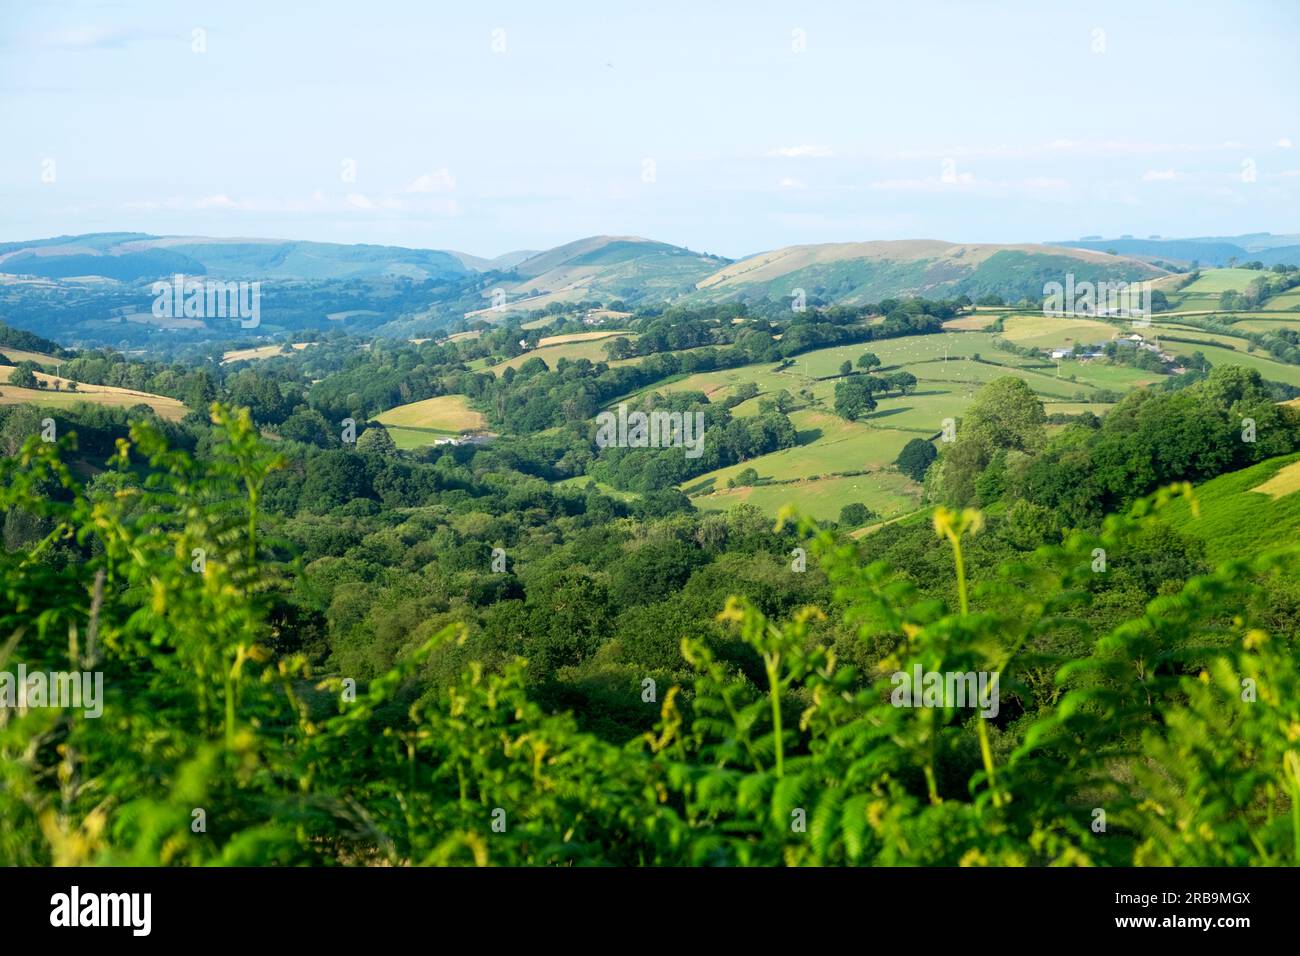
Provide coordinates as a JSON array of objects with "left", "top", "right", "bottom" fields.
[
  {"left": 0, "top": 367, "right": 188, "bottom": 420},
  {"left": 374, "top": 394, "right": 487, "bottom": 448},
  {"left": 1147, "top": 323, "right": 1252, "bottom": 349},
  {"left": 1231, "top": 318, "right": 1300, "bottom": 333},
  {"left": 1000, "top": 313, "right": 1116, "bottom": 349},
  {"left": 0, "top": 348, "right": 61, "bottom": 366},
  {"left": 1044, "top": 401, "right": 1116, "bottom": 415},
  {"left": 1175, "top": 268, "right": 1265, "bottom": 295},
  {"left": 1159, "top": 341, "right": 1300, "bottom": 387},
  {"left": 488, "top": 335, "right": 638, "bottom": 375},
  {"left": 1161, "top": 452, "right": 1300, "bottom": 563},
  {"left": 1267, "top": 287, "right": 1300, "bottom": 309},
  {"left": 689, "top": 470, "right": 923, "bottom": 524},
  {"left": 1165, "top": 268, "right": 1276, "bottom": 313},
  {"left": 553, "top": 476, "right": 643, "bottom": 502},
  {"left": 633, "top": 330, "right": 1177, "bottom": 518},
  {"left": 791, "top": 331, "right": 1006, "bottom": 378},
  {"left": 683, "top": 408, "right": 922, "bottom": 496},
  {"left": 594, "top": 307, "right": 1300, "bottom": 521}
]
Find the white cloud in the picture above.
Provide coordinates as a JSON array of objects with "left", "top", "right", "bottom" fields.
[
  {"left": 406, "top": 169, "right": 456, "bottom": 193},
  {"left": 1279, "top": 138, "right": 1294, "bottom": 148},
  {"left": 767, "top": 145, "right": 834, "bottom": 158},
  {"left": 1141, "top": 169, "right": 1179, "bottom": 182},
  {"left": 778, "top": 177, "right": 806, "bottom": 189},
  {"left": 346, "top": 193, "right": 374, "bottom": 209}
]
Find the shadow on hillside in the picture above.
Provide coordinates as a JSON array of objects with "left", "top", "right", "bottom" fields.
[
  {"left": 796, "top": 427, "right": 824, "bottom": 446},
  {"left": 863, "top": 406, "right": 916, "bottom": 422},
  {"left": 682, "top": 476, "right": 718, "bottom": 496}
]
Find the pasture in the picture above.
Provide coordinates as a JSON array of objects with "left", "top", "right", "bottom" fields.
[
  {"left": 1161, "top": 452, "right": 1300, "bottom": 563},
  {"left": 488, "top": 335, "right": 638, "bottom": 374},
  {"left": 221, "top": 343, "right": 315, "bottom": 363},
  {"left": 999, "top": 313, "right": 1116, "bottom": 349},
  {"left": 373, "top": 394, "right": 488, "bottom": 448},
  {"left": 0, "top": 367, "right": 188, "bottom": 421},
  {"left": 689, "top": 470, "right": 923, "bottom": 524}
]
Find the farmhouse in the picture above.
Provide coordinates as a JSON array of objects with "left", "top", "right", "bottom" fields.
[
  {"left": 433, "top": 433, "right": 495, "bottom": 448},
  {"left": 1050, "top": 344, "right": 1105, "bottom": 361},
  {"left": 1117, "top": 333, "right": 1176, "bottom": 363}
]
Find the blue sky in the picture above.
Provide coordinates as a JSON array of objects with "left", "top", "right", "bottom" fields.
[{"left": 2, "top": 0, "right": 1297, "bottom": 258}]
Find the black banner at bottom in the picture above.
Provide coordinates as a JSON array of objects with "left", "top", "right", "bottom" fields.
[{"left": 0, "top": 865, "right": 1283, "bottom": 942}]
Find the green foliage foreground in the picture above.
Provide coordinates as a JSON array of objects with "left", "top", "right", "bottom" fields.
[{"left": 2, "top": 406, "right": 1299, "bottom": 866}]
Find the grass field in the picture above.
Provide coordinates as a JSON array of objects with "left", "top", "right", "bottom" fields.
[
  {"left": 684, "top": 407, "right": 922, "bottom": 495},
  {"left": 1174, "top": 268, "right": 1265, "bottom": 295},
  {"left": 552, "top": 476, "right": 642, "bottom": 501},
  {"left": 1266, "top": 287, "right": 1300, "bottom": 309},
  {"left": 791, "top": 332, "right": 1005, "bottom": 378},
  {"left": 0, "top": 368, "right": 187, "bottom": 420},
  {"left": 537, "top": 330, "right": 629, "bottom": 347},
  {"left": 1166, "top": 268, "right": 1271, "bottom": 312},
  {"left": 643, "top": 363, "right": 794, "bottom": 404},
  {"left": 488, "top": 335, "right": 637, "bottom": 375},
  {"left": 1, "top": 348, "right": 61, "bottom": 366},
  {"left": 942, "top": 314, "right": 998, "bottom": 331},
  {"left": 1250, "top": 458, "right": 1300, "bottom": 499},
  {"left": 1000, "top": 313, "right": 1117, "bottom": 349},
  {"left": 631, "top": 330, "right": 1173, "bottom": 518},
  {"left": 1147, "top": 324, "right": 1253, "bottom": 350},
  {"left": 373, "top": 394, "right": 487, "bottom": 448},
  {"left": 1161, "top": 452, "right": 1300, "bottom": 563},
  {"left": 1230, "top": 317, "right": 1300, "bottom": 334},
  {"left": 689, "top": 470, "right": 922, "bottom": 523},
  {"left": 221, "top": 343, "right": 315, "bottom": 363},
  {"left": 1044, "top": 401, "right": 1116, "bottom": 415},
  {"left": 1159, "top": 341, "right": 1300, "bottom": 387},
  {"left": 595, "top": 311, "right": 1300, "bottom": 521}
]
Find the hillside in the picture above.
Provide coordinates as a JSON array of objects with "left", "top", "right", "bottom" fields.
[
  {"left": 0, "top": 234, "right": 472, "bottom": 282},
  {"left": 1162, "top": 451, "right": 1300, "bottom": 562},
  {"left": 0, "top": 365, "right": 187, "bottom": 420},
  {"left": 476, "top": 236, "right": 731, "bottom": 312},
  {"left": 688, "top": 240, "right": 1166, "bottom": 306},
  {"left": 446, "top": 249, "right": 539, "bottom": 272},
  {"left": 1052, "top": 233, "right": 1300, "bottom": 268}
]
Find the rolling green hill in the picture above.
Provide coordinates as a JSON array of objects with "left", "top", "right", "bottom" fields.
[
  {"left": 621, "top": 328, "right": 1132, "bottom": 522},
  {"left": 1161, "top": 451, "right": 1300, "bottom": 563},
  {"left": 688, "top": 240, "right": 1166, "bottom": 306},
  {"left": 479, "top": 235, "right": 731, "bottom": 312}
]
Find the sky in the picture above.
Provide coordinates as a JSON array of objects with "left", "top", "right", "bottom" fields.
[{"left": 2, "top": 0, "right": 1297, "bottom": 259}]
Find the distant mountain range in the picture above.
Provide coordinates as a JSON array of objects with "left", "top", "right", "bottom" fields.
[
  {"left": 1048, "top": 233, "right": 1300, "bottom": 269},
  {"left": 0, "top": 232, "right": 1208, "bottom": 311},
  {"left": 687, "top": 239, "right": 1167, "bottom": 307},
  {"left": 0, "top": 233, "right": 471, "bottom": 283}
]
